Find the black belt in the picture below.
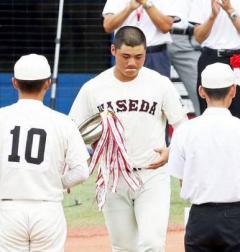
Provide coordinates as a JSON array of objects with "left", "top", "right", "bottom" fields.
[
  {"left": 193, "top": 201, "right": 240, "bottom": 207},
  {"left": 203, "top": 47, "right": 240, "bottom": 57},
  {"left": 170, "top": 26, "right": 194, "bottom": 36},
  {"left": 146, "top": 44, "right": 167, "bottom": 53}
]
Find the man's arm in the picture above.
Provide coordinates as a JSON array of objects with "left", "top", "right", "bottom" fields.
[
  {"left": 103, "top": 0, "right": 174, "bottom": 34},
  {"left": 166, "top": 127, "right": 185, "bottom": 182},
  {"left": 62, "top": 121, "right": 90, "bottom": 189},
  {"left": 69, "top": 83, "right": 93, "bottom": 127},
  {"left": 62, "top": 161, "right": 89, "bottom": 189},
  {"left": 141, "top": 1, "right": 174, "bottom": 33},
  {"left": 220, "top": 0, "right": 240, "bottom": 33},
  {"left": 103, "top": 0, "right": 140, "bottom": 33},
  {"left": 194, "top": 0, "right": 220, "bottom": 43},
  {"left": 147, "top": 76, "right": 188, "bottom": 170},
  {"left": 148, "top": 147, "right": 169, "bottom": 169}
]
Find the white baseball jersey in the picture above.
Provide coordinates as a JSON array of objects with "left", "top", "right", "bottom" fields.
[
  {"left": 0, "top": 99, "right": 89, "bottom": 201},
  {"left": 69, "top": 67, "right": 186, "bottom": 170},
  {"left": 189, "top": 0, "right": 240, "bottom": 49},
  {"left": 102, "top": 0, "right": 181, "bottom": 46},
  {"left": 168, "top": 108, "right": 240, "bottom": 204}
]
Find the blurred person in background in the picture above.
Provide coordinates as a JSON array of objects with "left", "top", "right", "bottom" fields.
[
  {"left": 189, "top": 0, "right": 240, "bottom": 117},
  {"left": 168, "top": 0, "right": 201, "bottom": 116},
  {"left": 102, "top": 0, "right": 181, "bottom": 78}
]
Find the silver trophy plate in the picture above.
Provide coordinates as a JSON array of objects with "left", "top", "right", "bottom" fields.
[{"left": 78, "top": 113, "right": 102, "bottom": 145}]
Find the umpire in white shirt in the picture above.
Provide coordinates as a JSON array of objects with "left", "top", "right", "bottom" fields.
[{"left": 168, "top": 62, "right": 240, "bottom": 252}]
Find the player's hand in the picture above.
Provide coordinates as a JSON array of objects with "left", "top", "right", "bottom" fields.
[
  {"left": 129, "top": 0, "right": 141, "bottom": 11},
  {"left": 211, "top": 0, "right": 221, "bottom": 18},
  {"left": 219, "top": 0, "right": 233, "bottom": 14},
  {"left": 148, "top": 148, "right": 169, "bottom": 169}
]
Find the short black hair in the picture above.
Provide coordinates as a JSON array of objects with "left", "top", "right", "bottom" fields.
[
  {"left": 113, "top": 26, "right": 147, "bottom": 49},
  {"left": 203, "top": 86, "right": 232, "bottom": 100},
  {"left": 16, "top": 78, "right": 51, "bottom": 93}
]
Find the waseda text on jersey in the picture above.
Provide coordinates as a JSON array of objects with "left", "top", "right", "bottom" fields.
[{"left": 97, "top": 99, "right": 158, "bottom": 115}]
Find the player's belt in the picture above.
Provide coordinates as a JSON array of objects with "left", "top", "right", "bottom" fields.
[
  {"left": 193, "top": 202, "right": 240, "bottom": 207},
  {"left": 146, "top": 44, "right": 167, "bottom": 53},
  {"left": 170, "top": 26, "right": 194, "bottom": 36},
  {"left": 203, "top": 47, "right": 240, "bottom": 57}
]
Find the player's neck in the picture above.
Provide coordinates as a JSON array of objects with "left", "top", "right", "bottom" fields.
[
  {"left": 18, "top": 92, "right": 44, "bottom": 101},
  {"left": 207, "top": 98, "right": 232, "bottom": 109}
]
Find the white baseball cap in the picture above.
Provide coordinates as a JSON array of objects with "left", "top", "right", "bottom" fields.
[
  {"left": 201, "top": 63, "right": 236, "bottom": 89},
  {"left": 14, "top": 54, "right": 51, "bottom": 80}
]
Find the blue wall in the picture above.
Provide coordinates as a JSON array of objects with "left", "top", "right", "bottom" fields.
[{"left": 0, "top": 73, "right": 95, "bottom": 114}]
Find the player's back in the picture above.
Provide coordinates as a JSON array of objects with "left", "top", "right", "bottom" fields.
[{"left": 0, "top": 99, "right": 74, "bottom": 201}]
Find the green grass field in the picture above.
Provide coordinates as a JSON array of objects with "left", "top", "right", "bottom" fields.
[{"left": 63, "top": 175, "right": 190, "bottom": 228}]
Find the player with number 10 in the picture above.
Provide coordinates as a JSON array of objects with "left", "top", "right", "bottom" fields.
[{"left": 0, "top": 54, "right": 90, "bottom": 251}]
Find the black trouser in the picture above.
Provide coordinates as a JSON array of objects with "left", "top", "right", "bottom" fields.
[
  {"left": 197, "top": 48, "right": 240, "bottom": 118},
  {"left": 185, "top": 203, "right": 240, "bottom": 252}
]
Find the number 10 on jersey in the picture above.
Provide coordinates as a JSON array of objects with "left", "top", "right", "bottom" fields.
[{"left": 8, "top": 126, "right": 47, "bottom": 165}]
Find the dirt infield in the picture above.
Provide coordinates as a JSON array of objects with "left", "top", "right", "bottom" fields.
[{"left": 65, "top": 225, "right": 184, "bottom": 252}]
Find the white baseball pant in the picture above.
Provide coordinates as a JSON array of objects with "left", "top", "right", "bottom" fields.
[
  {"left": 103, "top": 171, "right": 170, "bottom": 252},
  {"left": 0, "top": 201, "right": 67, "bottom": 252}
]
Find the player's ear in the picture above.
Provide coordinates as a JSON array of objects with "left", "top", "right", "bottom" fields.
[
  {"left": 12, "top": 77, "right": 19, "bottom": 90},
  {"left": 43, "top": 79, "right": 52, "bottom": 91},
  {"left": 198, "top": 85, "right": 206, "bottom": 99},
  {"left": 111, "top": 44, "right": 116, "bottom": 57},
  {"left": 229, "top": 85, "right": 236, "bottom": 98}
]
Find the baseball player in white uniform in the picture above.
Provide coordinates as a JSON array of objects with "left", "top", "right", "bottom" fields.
[
  {"left": 0, "top": 54, "right": 89, "bottom": 251},
  {"left": 69, "top": 26, "right": 187, "bottom": 252}
]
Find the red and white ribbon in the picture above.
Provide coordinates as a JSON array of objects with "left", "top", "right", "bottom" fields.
[{"left": 89, "top": 111, "right": 142, "bottom": 210}]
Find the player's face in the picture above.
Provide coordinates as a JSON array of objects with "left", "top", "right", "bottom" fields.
[{"left": 111, "top": 44, "right": 146, "bottom": 82}]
